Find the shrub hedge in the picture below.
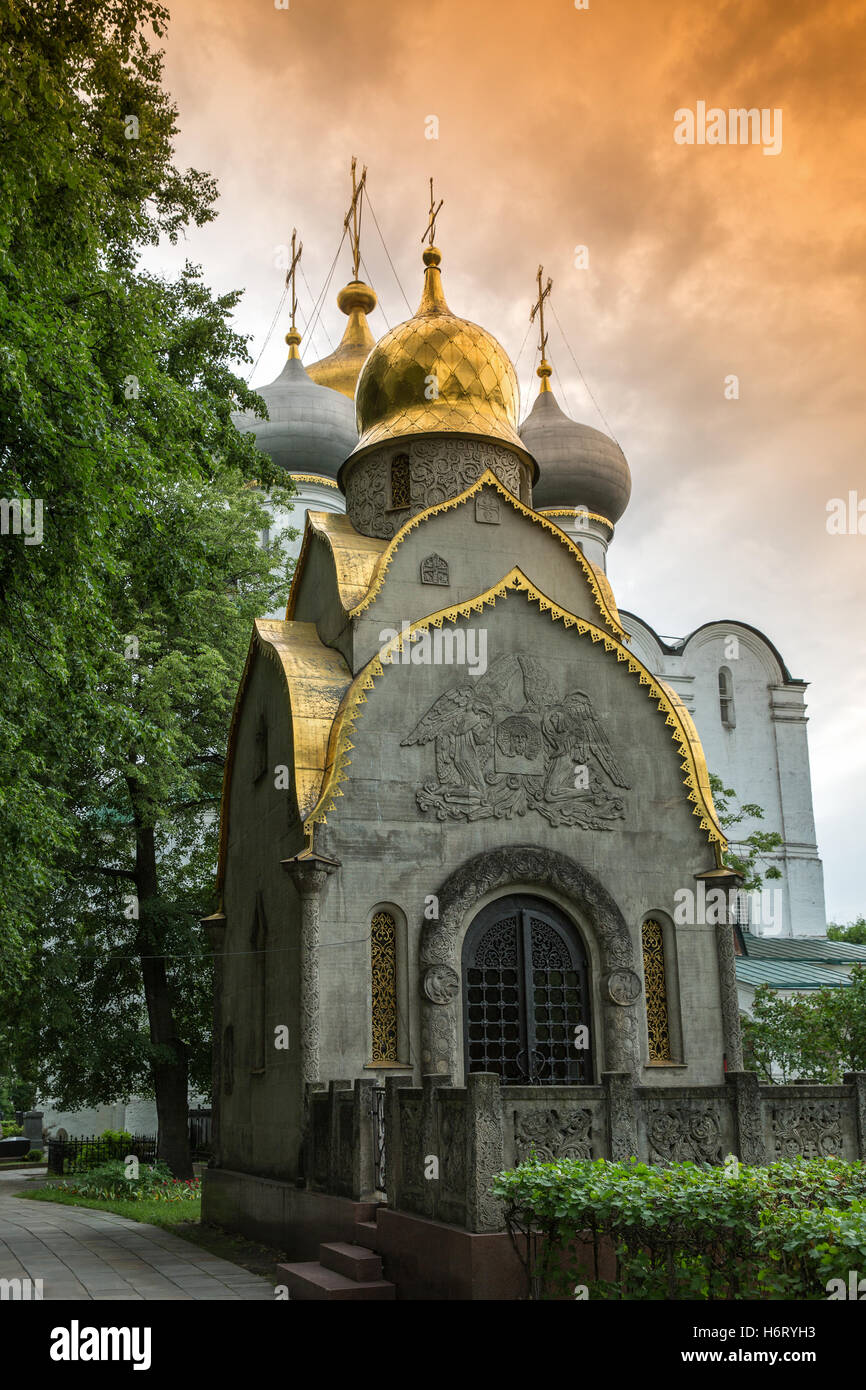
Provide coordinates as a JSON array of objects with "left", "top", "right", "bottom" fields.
[{"left": 491, "top": 1156, "right": 866, "bottom": 1300}]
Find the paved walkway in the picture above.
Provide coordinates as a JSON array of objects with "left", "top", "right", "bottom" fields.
[{"left": 0, "top": 1169, "right": 273, "bottom": 1300}]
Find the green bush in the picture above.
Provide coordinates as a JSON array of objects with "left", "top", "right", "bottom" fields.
[
  {"left": 492, "top": 1156, "right": 866, "bottom": 1300},
  {"left": 60, "top": 1159, "right": 200, "bottom": 1203},
  {"left": 25, "top": 1150, "right": 43, "bottom": 1161},
  {"left": 0, "top": 1123, "right": 23, "bottom": 1138}
]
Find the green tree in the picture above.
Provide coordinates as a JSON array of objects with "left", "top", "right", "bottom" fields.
[
  {"left": 0, "top": 0, "right": 291, "bottom": 1172},
  {"left": 709, "top": 773, "right": 783, "bottom": 892},
  {"left": 742, "top": 967, "right": 866, "bottom": 1083},
  {"left": 827, "top": 917, "right": 866, "bottom": 945}
]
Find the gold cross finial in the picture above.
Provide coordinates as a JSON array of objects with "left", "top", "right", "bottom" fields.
[
  {"left": 529, "top": 264, "right": 553, "bottom": 358},
  {"left": 284, "top": 228, "right": 303, "bottom": 356},
  {"left": 421, "top": 177, "right": 444, "bottom": 245},
  {"left": 343, "top": 156, "right": 368, "bottom": 280}
]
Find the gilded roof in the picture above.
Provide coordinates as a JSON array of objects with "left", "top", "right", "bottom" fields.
[
  {"left": 306, "top": 281, "right": 377, "bottom": 400},
  {"left": 350, "top": 246, "right": 528, "bottom": 462},
  {"left": 286, "top": 512, "right": 388, "bottom": 619},
  {"left": 217, "top": 619, "right": 352, "bottom": 892}
]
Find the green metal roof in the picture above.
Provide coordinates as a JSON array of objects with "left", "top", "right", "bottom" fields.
[
  {"left": 736, "top": 959, "right": 850, "bottom": 989},
  {"left": 741, "top": 933, "right": 866, "bottom": 963}
]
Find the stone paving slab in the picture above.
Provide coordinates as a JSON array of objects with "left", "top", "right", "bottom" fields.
[{"left": 0, "top": 1171, "right": 274, "bottom": 1302}]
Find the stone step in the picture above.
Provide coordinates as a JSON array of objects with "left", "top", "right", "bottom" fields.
[
  {"left": 319, "top": 1241, "right": 382, "bottom": 1281},
  {"left": 353, "top": 1220, "right": 379, "bottom": 1244},
  {"left": 277, "top": 1261, "right": 395, "bottom": 1301}
]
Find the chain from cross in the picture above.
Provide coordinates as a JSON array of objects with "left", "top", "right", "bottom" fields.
[
  {"left": 421, "top": 176, "right": 444, "bottom": 245},
  {"left": 343, "top": 156, "right": 368, "bottom": 280},
  {"left": 285, "top": 228, "right": 303, "bottom": 332},
  {"left": 529, "top": 264, "right": 553, "bottom": 360}
]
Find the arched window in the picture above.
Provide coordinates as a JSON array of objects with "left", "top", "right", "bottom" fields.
[
  {"left": 389, "top": 454, "right": 410, "bottom": 510},
  {"left": 371, "top": 910, "right": 399, "bottom": 1063},
  {"left": 641, "top": 919, "right": 672, "bottom": 1062},
  {"left": 718, "top": 666, "right": 736, "bottom": 728}
]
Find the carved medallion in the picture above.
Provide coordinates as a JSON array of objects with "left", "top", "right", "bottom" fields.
[
  {"left": 420, "top": 553, "right": 449, "bottom": 586},
  {"left": 605, "top": 967, "right": 642, "bottom": 1006},
  {"left": 475, "top": 492, "right": 501, "bottom": 525},
  {"left": 422, "top": 964, "right": 460, "bottom": 1004},
  {"left": 401, "top": 653, "right": 629, "bottom": 829}
]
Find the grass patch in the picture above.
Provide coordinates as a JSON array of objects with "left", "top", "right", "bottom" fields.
[{"left": 18, "top": 1185, "right": 200, "bottom": 1229}]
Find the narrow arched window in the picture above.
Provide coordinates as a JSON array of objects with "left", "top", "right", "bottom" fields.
[
  {"left": 718, "top": 666, "right": 736, "bottom": 728},
  {"left": 371, "top": 911, "right": 398, "bottom": 1063},
  {"left": 389, "top": 454, "right": 410, "bottom": 510},
  {"left": 642, "top": 919, "right": 672, "bottom": 1062}
]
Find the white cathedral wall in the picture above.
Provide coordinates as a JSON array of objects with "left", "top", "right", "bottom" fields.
[{"left": 621, "top": 615, "right": 827, "bottom": 937}]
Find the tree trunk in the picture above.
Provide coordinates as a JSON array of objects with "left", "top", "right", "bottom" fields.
[{"left": 134, "top": 816, "right": 193, "bottom": 1179}]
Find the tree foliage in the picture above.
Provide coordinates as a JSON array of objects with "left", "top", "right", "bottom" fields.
[
  {"left": 742, "top": 967, "right": 866, "bottom": 1083},
  {"left": 0, "top": 0, "right": 291, "bottom": 1170},
  {"left": 709, "top": 773, "right": 783, "bottom": 892}
]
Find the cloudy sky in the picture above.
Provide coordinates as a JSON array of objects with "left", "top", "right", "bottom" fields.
[{"left": 148, "top": 0, "right": 865, "bottom": 921}]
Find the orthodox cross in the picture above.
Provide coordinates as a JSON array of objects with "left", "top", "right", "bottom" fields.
[
  {"left": 285, "top": 228, "right": 303, "bottom": 334},
  {"left": 343, "top": 156, "right": 368, "bottom": 280},
  {"left": 421, "top": 177, "right": 444, "bottom": 245},
  {"left": 529, "top": 264, "right": 553, "bottom": 361}
]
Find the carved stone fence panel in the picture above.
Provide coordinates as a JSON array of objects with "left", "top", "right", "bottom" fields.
[
  {"left": 303, "top": 1078, "right": 376, "bottom": 1200},
  {"left": 316, "top": 1071, "right": 866, "bottom": 1232}
]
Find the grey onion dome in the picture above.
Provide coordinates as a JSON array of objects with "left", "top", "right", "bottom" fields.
[
  {"left": 233, "top": 355, "right": 358, "bottom": 480},
  {"left": 520, "top": 387, "right": 632, "bottom": 523}
]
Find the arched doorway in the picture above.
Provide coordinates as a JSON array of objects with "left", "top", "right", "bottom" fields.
[{"left": 462, "top": 894, "right": 593, "bottom": 1084}]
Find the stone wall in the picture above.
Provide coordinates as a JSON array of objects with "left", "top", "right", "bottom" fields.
[{"left": 367, "top": 1070, "right": 866, "bottom": 1233}]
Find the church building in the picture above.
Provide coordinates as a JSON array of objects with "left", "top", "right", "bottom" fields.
[{"left": 203, "top": 188, "right": 845, "bottom": 1300}]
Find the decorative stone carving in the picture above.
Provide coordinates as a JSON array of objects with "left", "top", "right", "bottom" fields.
[
  {"left": 282, "top": 857, "right": 340, "bottom": 1088},
  {"left": 420, "top": 846, "right": 640, "bottom": 1079},
  {"left": 345, "top": 438, "right": 530, "bottom": 539},
  {"left": 771, "top": 1102, "right": 845, "bottom": 1159},
  {"left": 422, "top": 964, "right": 460, "bottom": 1004},
  {"left": 420, "top": 553, "right": 449, "bottom": 586},
  {"left": 513, "top": 1107, "right": 593, "bottom": 1163},
  {"left": 475, "top": 492, "right": 501, "bottom": 524},
  {"left": 605, "top": 968, "right": 642, "bottom": 1006},
  {"left": 402, "top": 653, "right": 629, "bottom": 828},
  {"left": 647, "top": 1102, "right": 724, "bottom": 1165},
  {"left": 605, "top": 1071, "right": 639, "bottom": 1159},
  {"left": 438, "top": 1100, "right": 467, "bottom": 1199}
]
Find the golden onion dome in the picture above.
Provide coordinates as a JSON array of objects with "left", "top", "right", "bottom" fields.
[
  {"left": 350, "top": 246, "right": 531, "bottom": 466},
  {"left": 306, "top": 280, "right": 377, "bottom": 399}
]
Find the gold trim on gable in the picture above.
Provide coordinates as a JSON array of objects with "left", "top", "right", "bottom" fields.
[
  {"left": 303, "top": 567, "right": 726, "bottom": 859},
  {"left": 539, "top": 508, "right": 615, "bottom": 533},
  {"left": 216, "top": 619, "right": 352, "bottom": 895},
  {"left": 346, "top": 470, "right": 626, "bottom": 639}
]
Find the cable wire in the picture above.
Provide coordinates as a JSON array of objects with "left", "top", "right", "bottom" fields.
[
  {"left": 365, "top": 190, "right": 413, "bottom": 315},
  {"left": 550, "top": 300, "right": 622, "bottom": 447}
]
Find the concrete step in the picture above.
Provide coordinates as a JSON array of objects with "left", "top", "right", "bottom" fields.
[
  {"left": 277, "top": 1261, "right": 395, "bottom": 1301},
  {"left": 353, "top": 1220, "right": 379, "bottom": 1244},
  {"left": 319, "top": 1241, "right": 382, "bottom": 1281}
]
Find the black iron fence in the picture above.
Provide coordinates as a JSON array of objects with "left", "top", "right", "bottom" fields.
[
  {"left": 46, "top": 1134, "right": 158, "bottom": 1176},
  {"left": 46, "top": 1110, "right": 213, "bottom": 1175}
]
